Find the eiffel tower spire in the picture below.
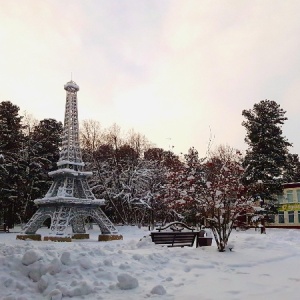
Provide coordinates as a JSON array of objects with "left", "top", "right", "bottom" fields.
[
  {"left": 17, "top": 81, "right": 122, "bottom": 242},
  {"left": 60, "top": 81, "right": 83, "bottom": 167},
  {"left": 35, "top": 80, "right": 102, "bottom": 205}
]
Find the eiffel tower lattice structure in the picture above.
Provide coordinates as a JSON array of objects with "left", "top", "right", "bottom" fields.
[{"left": 17, "top": 81, "right": 122, "bottom": 242}]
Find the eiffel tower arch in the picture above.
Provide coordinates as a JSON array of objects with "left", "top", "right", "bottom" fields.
[{"left": 17, "top": 81, "right": 122, "bottom": 242}]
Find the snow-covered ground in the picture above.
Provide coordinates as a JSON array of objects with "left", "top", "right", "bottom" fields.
[{"left": 1, "top": 225, "right": 300, "bottom": 300}]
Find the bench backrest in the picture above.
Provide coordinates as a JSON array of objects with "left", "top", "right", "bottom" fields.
[
  {"left": 151, "top": 231, "right": 198, "bottom": 247},
  {"left": 156, "top": 221, "right": 196, "bottom": 232}
]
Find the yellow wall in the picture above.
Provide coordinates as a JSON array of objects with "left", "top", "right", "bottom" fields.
[
  {"left": 280, "top": 203, "right": 300, "bottom": 211},
  {"left": 274, "top": 185, "right": 300, "bottom": 226}
]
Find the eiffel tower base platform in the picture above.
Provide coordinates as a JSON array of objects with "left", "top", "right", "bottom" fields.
[
  {"left": 17, "top": 205, "right": 122, "bottom": 242},
  {"left": 16, "top": 233, "right": 123, "bottom": 242},
  {"left": 98, "top": 234, "right": 123, "bottom": 241},
  {"left": 44, "top": 236, "right": 72, "bottom": 242},
  {"left": 72, "top": 233, "right": 90, "bottom": 239},
  {"left": 16, "top": 234, "right": 42, "bottom": 241}
]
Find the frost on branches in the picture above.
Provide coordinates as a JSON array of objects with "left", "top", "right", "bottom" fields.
[
  {"left": 199, "top": 152, "right": 254, "bottom": 252},
  {"left": 164, "top": 146, "right": 255, "bottom": 252}
]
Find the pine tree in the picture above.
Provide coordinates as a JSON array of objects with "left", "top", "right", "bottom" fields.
[
  {"left": 242, "top": 100, "right": 291, "bottom": 200},
  {"left": 17, "top": 118, "right": 63, "bottom": 222},
  {"left": 0, "top": 101, "right": 24, "bottom": 227},
  {"left": 31, "top": 118, "right": 62, "bottom": 174},
  {"left": 284, "top": 153, "right": 300, "bottom": 183}
]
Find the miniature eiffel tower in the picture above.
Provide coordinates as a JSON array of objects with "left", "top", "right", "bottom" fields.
[{"left": 17, "top": 81, "right": 122, "bottom": 242}]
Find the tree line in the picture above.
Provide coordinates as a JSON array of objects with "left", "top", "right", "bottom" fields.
[{"left": 1, "top": 99, "right": 300, "bottom": 251}]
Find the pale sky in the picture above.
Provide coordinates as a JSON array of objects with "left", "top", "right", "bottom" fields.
[{"left": 1, "top": 0, "right": 300, "bottom": 157}]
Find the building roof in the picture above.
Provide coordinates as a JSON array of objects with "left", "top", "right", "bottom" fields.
[{"left": 283, "top": 182, "right": 300, "bottom": 189}]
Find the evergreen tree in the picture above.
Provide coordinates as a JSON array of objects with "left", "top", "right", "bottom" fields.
[
  {"left": 242, "top": 100, "right": 291, "bottom": 201},
  {"left": 31, "top": 119, "right": 62, "bottom": 175},
  {"left": 284, "top": 153, "right": 300, "bottom": 183},
  {"left": 0, "top": 101, "right": 24, "bottom": 227},
  {"left": 17, "top": 118, "right": 63, "bottom": 222}
]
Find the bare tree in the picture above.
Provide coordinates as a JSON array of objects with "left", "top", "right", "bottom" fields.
[
  {"left": 22, "top": 111, "right": 39, "bottom": 136},
  {"left": 79, "top": 121, "right": 161, "bottom": 225},
  {"left": 125, "top": 129, "right": 153, "bottom": 157},
  {"left": 80, "top": 119, "right": 104, "bottom": 152},
  {"left": 198, "top": 146, "right": 254, "bottom": 251},
  {"left": 162, "top": 145, "right": 255, "bottom": 252}
]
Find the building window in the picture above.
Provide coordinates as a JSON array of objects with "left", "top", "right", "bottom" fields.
[
  {"left": 278, "top": 194, "right": 284, "bottom": 203},
  {"left": 287, "top": 190, "right": 293, "bottom": 203},
  {"left": 288, "top": 211, "right": 294, "bottom": 223},
  {"left": 278, "top": 212, "right": 285, "bottom": 224},
  {"left": 297, "top": 190, "right": 300, "bottom": 202},
  {"left": 298, "top": 211, "right": 300, "bottom": 223}
]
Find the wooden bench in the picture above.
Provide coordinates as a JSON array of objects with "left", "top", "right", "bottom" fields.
[
  {"left": 0, "top": 224, "right": 9, "bottom": 233},
  {"left": 151, "top": 222, "right": 199, "bottom": 248}
]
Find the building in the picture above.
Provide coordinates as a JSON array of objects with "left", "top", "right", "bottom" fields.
[{"left": 272, "top": 182, "right": 300, "bottom": 228}]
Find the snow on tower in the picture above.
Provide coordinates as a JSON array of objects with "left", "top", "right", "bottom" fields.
[{"left": 17, "top": 81, "right": 122, "bottom": 242}]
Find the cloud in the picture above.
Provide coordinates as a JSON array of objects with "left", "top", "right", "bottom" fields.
[
  {"left": 1, "top": 1, "right": 300, "bottom": 156},
  {"left": 149, "top": 0, "right": 300, "bottom": 154}
]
